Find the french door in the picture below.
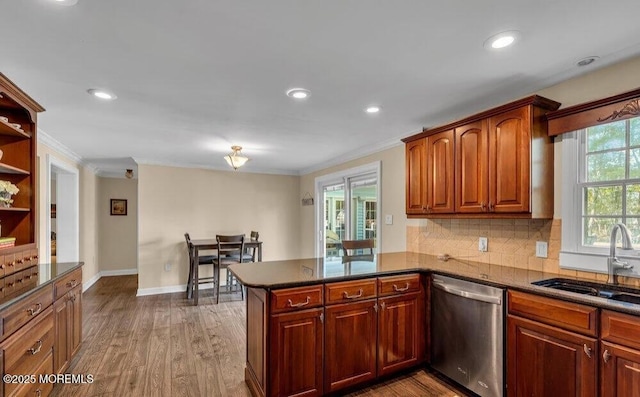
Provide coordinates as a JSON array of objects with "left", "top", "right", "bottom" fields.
[{"left": 316, "top": 162, "right": 380, "bottom": 258}]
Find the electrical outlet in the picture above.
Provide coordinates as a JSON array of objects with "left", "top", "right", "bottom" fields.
[
  {"left": 536, "top": 241, "right": 548, "bottom": 258},
  {"left": 478, "top": 237, "right": 488, "bottom": 252},
  {"left": 164, "top": 263, "right": 172, "bottom": 272},
  {"left": 385, "top": 214, "right": 393, "bottom": 225}
]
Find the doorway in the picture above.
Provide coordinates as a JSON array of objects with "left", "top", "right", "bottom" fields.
[
  {"left": 315, "top": 162, "right": 380, "bottom": 258},
  {"left": 45, "top": 154, "right": 79, "bottom": 264}
]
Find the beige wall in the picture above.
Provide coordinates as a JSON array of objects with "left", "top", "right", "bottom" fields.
[
  {"left": 298, "top": 145, "right": 406, "bottom": 258},
  {"left": 37, "top": 143, "right": 99, "bottom": 286},
  {"left": 137, "top": 164, "right": 300, "bottom": 290},
  {"left": 408, "top": 55, "right": 640, "bottom": 284},
  {"left": 98, "top": 177, "right": 138, "bottom": 272}
]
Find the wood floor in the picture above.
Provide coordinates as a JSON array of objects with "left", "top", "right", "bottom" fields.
[{"left": 52, "top": 275, "right": 468, "bottom": 397}]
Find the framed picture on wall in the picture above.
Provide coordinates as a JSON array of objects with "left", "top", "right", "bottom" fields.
[{"left": 110, "top": 199, "right": 127, "bottom": 216}]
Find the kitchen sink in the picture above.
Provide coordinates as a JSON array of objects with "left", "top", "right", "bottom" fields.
[{"left": 532, "top": 278, "right": 640, "bottom": 305}]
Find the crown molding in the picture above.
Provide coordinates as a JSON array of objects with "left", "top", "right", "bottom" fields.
[
  {"left": 298, "top": 135, "right": 405, "bottom": 175},
  {"left": 133, "top": 157, "right": 299, "bottom": 176},
  {"left": 38, "top": 128, "right": 83, "bottom": 163}
]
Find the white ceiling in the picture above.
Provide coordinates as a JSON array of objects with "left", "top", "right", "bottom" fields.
[{"left": 3, "top": 0, "right": 640, "bottom": 175}]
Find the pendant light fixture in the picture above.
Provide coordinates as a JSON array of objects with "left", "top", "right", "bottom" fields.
[{"left": 224, "top": 146, "right": 249, "bottom": 170}]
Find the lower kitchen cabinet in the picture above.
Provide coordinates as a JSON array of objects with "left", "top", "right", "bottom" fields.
[
  {"left": 269, "top": 308, "right": 324, "bottom": 397},
  {"left": 600, "top": 309, "right": 640, "bottom": 397},
  {"left": 324, "top": 299, "right": 378, "bottom": 393},
  {"left": 377, "top": 292, "right": 423, "bottom": 376},
  {"left": 54, "top": 284, "right": 82, "bottom": 374},
  {"left": 507, "top": 315, "right": 597, "bottom": 397}
]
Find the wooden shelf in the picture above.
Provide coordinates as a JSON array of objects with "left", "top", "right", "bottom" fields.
[
  {"left": 0, "top": 162, "right": 29, "bottom": 175},
  {"left": 0, "top": 118, "right": 29, "bottom": 139},
  {"left": 0, "top": 207, "right": 30, "bottom": 212}
]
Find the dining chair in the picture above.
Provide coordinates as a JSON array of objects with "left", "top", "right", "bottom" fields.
[
  {"left": 341, "top": 239, "right": 375, "bottom": 256},
  {"left": 185, "top": 233, "right": 218, "bottom": 300},
  {"left": 213, "top": 234, "right": 245, "bottom": 304},
  {"left": 226, "top": 230, "right": 259, "bottom": 262}
]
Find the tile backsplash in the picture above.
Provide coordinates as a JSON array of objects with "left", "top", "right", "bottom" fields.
[{"left": 407, "top": 218, "right": 615, "bottom": 284}]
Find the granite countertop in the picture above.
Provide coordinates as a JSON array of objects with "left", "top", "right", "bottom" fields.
[
  {"left": 229, "top": 252, "right": 640, "bottom": 316},
  {"left": 0, "top": 261, "right": 84, "bottom": 311}
]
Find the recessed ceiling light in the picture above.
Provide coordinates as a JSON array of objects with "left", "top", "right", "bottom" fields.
[
  {"left": 577, "top": 56, "right": 599, "bottom": 67},
  {"left": 286, "top": 88, "right": 311, "bottom": 99},
  {"left": 87, "top": 89, "right": 117, "bottom": 100},
  {"left": 366, "top": 106, "right": 381, "bottom": 114},
  {"left": 483, "top": 31, "right": 521, "bottom": 50},
  {"left": 53, "top": 0, "right": 79, "bottom": 6}
]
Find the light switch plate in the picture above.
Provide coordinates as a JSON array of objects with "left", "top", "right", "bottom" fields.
[
  {"left": 478, "top": 237, "right": 488, "bottom": 252},
  {"left": 536, "top": 241, "right": 548, "bottom": 258},
  {"left": 385, "top": 215, "right": 393, "bottom": 225}
]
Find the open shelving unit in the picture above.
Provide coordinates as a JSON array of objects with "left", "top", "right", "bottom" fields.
[{"left": 0, "top": 73, "right": 44, "bottom": 250}]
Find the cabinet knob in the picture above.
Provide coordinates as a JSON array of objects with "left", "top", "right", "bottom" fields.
[
  {"left": 583, "top": 344, "right": 592, "bottom": 358},
  {"left": 603, "top": 349, "right": 612, "bottom": 363},
  {"left": 481, "top": 202, "right": 486, "bottom": 211},
  {"left": 489, "top": 202, "right": 495, "bottom": 212}
]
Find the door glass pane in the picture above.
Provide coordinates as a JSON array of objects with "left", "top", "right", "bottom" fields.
[
  {"left": 349, "top": 176, "right": 377, "bottom": 254},
  {"left": 324, "top": 183, "right": 344, "bottom": 258}
]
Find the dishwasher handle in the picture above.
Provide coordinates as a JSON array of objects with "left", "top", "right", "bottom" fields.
[{"left": 432, "top": 280, "right": 502, "bottom": 305}]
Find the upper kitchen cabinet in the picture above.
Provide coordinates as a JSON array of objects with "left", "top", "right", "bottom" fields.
[
  {"left": 402, "top": 95, "right": 560, "bottom": 218},
  {"left": 0, "top": 73, "right": 43, "bottom": 246}
]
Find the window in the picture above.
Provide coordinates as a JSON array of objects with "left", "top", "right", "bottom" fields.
[
  {"left": 580, "top": 116, "right": 640, "bottom": 247},
  {"left": 562, "top": 115, "right": 640, "bottom": 271}
]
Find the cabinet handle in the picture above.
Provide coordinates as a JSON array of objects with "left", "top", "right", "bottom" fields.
[
  {"left": 583, "top": 344, "right": 592, "bottom": 358},
  {"left": 287, "top": 296, "right": 311, "bottom": 308},
  {"left": 319, "top": 313, "right": 324, "bottom": 323},
  {"left": 67, "top": 280, "right": 78, "bottom": 288},
  {"left": 481, "top": 202, "right": 486, "bottom": 211},
  {"left": 380, "top": 301, "right": 386, "bottom": 310},
  {"left": 27, "top": 303, "right": 42, "bottom": 316},
  {"left": 35, "top": 389, "right": 42, "bottom": 397},
  {"left": 8, "top": 261, "right": 15, "bottom": 267},
  {"left": 373, "top": 303, "right": 378, "bottom": 312},
  {"left": 343, "top": 289, "right": 363, "bottom": 299},
  {"left": 16, "top": 259, "right": 23, "bottom": 264},
  {"left": 393, "top": 282, "right": 410, "bottom": 292},
  {"left": 28, "top": 339, "right": 43, "bottom": 355},
  {"left": 489, "top": 202, "right": 495, "bottom": 212},
  {"left": 603, "top": 349, "right": 612, "bottom": 363}
]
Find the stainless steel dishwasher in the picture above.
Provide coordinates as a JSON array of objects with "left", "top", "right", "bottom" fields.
[{"left": 431, "top": 274, "right": 504, "bottom": 397}]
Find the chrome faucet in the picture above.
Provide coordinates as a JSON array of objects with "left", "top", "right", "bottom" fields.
[{"left": 607, "top": 223, "right": 635, "bottom": 285}]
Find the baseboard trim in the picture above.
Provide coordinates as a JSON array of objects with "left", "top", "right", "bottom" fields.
[
  {"left": 136, "top": 283, "right": 217, "bottom": 297},
  {"left": 83, "top": 268, "right": 138, "bottom": 293}
]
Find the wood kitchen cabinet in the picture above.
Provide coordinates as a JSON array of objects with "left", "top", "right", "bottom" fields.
[
  {"left": 54, "top": 283, "right": 82, "bottom": 374},
  {"left": 270, "top": 308, "right": 324, "bottom": 397},
  {"left": 403, "top": 95, "right": 560, "bottom": 218},
  {"left": 405, "top": 131, "right": 455, "bottom": 215},
  {"left": 600, "top": 310, "right": 640, "bottom": 397},
  {"left": 507, "top": 291, "right": 598, "bottom": 397},
  {"left": 405, "top": 138, "right": 427, "bottom": 214}
]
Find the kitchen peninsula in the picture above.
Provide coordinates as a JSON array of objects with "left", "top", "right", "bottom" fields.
[{"left": 230, "top": 252, "right": 640, "bottom": 397}]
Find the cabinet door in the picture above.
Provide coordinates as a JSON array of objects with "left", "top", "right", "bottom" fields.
[
  {"left": 405, "top": 139, "right": 427, "bottom": 214},
  {"left": 270, "top": 308, "right": 324, "bottom": 397},
  {"left": 601, "top": 341, "right": 640, "bottom": 397},
  {"left": 426, "top": 130, "right": 455, "bottom": 213},
  {"left": 70, "top": 284, "right": 82, "bottom": 357},
  {"left": 508, "top": 315, "right": 597, "bottom": 397},
  {"left": 53, "top": 296, "right": 69, "bottom": 374},
  {"left": 488, "top": 106, "right": 530, "bottom": 213},
  {"left": 325, "top": 299, "right": 377, "bottom": 393},
  {"left": 377, "top": 292, "right": 423, "bottom": 376},
  {"left": 455, "top": 120, "right": 488, "bottom": 213}
]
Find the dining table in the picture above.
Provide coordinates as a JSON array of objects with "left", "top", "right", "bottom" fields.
[{"left": 189, "top": 238, "right": 263, "bottom": 305}]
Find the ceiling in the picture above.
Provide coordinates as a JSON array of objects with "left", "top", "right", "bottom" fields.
[{"left": 3, "top": 1, "right": 640, "bottom": 176}]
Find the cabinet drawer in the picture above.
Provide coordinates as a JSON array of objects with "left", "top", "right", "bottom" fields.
[
  {"left": 1, "top": 308, "right": 54, "bottom": 397},
  {"left": 0, "top": 286, "right": 53, "bottom": 341},
  {"left": 54, "top": 268, "right": 82, "bottom": 301},
  {"left": 325, "top": 279, "right": 377, "bottom": 305},
  {"left": 378, "top": 274, "right": 421, "bottom": 297},
  {"left": 270, "top": 285, "right": 323, "bottom": 313},
  {"left": 13, "top": 351, "right": 54, "bottom": 397},
  {"left": 508, "top": 290, "right": 597, "bottom": 337},
  {"left": 601, "top": 309, "right": 640, "bottom": 350}
]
